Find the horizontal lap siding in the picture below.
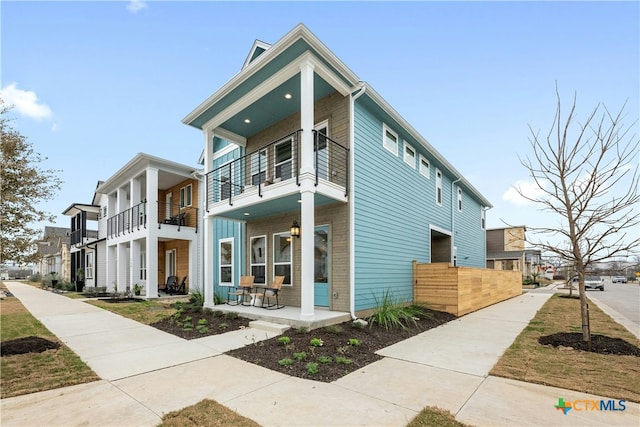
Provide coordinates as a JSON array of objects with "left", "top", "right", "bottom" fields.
[
  {"left": 454, "top": 191, "right": 486, "bottom": 267},
  {"left": 353, "top": 104, "right": 433, "bottom": 311}
]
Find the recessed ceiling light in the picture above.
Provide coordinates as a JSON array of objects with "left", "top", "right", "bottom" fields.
[
  {"left": 244, "top": 118, "right": 251, "bottom": 124},
  {"left": 284, "top": 93, "right": 292, "bottom": 99},
  {"left": 244, "top": 212, "right": 250, "bottom": 216}
]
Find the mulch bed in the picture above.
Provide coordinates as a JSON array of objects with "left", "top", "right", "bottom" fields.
[
  {"left": 227, "top": 309, "right": 456, "bottom": 383},
  {"left": 539, "top": 333, "right": 640, "bottom": 356},
  {"left": 98, "top": 298, "right": 146, "bottom": 304},
  {"left": 150, "top": 308, "right": 251, "bottom": 340},
  {"left": 1, "top": 336, "right": 60, "bottom": 356}
]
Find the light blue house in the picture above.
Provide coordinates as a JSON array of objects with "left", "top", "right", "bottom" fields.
[{"left": 183, "top": 24, "right": 491, "bottom": 320}]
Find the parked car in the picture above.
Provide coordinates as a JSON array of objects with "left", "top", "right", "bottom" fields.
[
  {"left": 571, "top": 275, "right": 605, "bottom": 291},
  {"left": 612, "top": 276, "right": 627, "bottom": 283}
]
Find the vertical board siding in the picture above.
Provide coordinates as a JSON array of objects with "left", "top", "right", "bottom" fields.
[{"left": 353, "top": 100, "right": 487, "bottom": 312}]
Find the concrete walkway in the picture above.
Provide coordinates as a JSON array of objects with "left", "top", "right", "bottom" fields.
[{"left": 1, "top": 282, "right": 638, "bottom": 426}]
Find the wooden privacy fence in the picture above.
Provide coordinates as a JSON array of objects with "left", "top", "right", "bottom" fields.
[{"left": 413, "top": 261, "right": 521, "bottom": 316}]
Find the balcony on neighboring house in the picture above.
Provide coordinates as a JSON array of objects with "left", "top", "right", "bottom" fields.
[
  {"left": 70, "top": 229, "right": 99, "bottom": 247},
  {"left": 106, "top": 200, "right": 198, "bottom": 238},
  {"left": 205, "top": 130, "right": 348, "bottom": 215}
]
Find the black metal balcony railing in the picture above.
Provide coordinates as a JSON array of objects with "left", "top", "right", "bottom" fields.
[
  {"left": 107, "top": 201, "right": 147, "bottom": 238},
  {"left": 107, "top": 201, "right": 199, "bottom": 238},
  {"left": 205, "top": 130, "right": 349, "bottom": 211},
  {"left": 71, "top": 229, "right": 98, "bottom": 246}
]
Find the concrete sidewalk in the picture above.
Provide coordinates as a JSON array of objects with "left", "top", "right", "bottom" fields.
[{"left": 1, "top": 282, "right": 638, "bottom": 426}]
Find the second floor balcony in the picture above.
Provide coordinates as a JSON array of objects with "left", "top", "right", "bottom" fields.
[
  {"left": 107, "top": 201, "right": 198, "bottom": 238},
  {"left": 205, "top": 130, "right": 349, "bottom": 214}
]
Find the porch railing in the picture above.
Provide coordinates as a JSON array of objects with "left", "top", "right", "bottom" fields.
[
  {"left": 71, "top": 229, "right": 98, "bottom": 246},
  {"left": 107, "top": 201, "right": 147, "bottom": 238},
  {"left": 205, "top": 130, "right": 349, "bottom": 211},
  {"left": 107, "top": 201, "right": 199, "bottom": 238}
]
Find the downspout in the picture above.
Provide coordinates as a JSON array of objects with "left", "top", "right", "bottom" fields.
[
  {"left": 349, "top": 83, "right": 366, "bottom": 320},
  {"left": 451, "top": 177, "right": 462, "bottom": 266}
]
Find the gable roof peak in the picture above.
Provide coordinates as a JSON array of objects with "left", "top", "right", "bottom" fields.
[{"left": 242, "top": 39, "right": 272, "bottom": 70}]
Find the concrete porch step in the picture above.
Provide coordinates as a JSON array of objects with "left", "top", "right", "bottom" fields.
[{"left": 249, "top": 320, "right": 290, "bottom": 334}]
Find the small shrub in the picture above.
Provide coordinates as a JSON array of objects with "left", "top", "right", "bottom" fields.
[
  {"left": 183, "top": 316, "right": 193, "bottom": 323},
  {"left": 310, "top": 338, "right": 324, "bottom": 347},
  {"left": 189, "top": 287, "right": 205, "bottom": 305},
  {"left": 225, "top": 312, "right": 239, "bottom": 320},
  {"left": 293, "top": 352, "right": 307, "bottom": 361},
  {"left": 295, "top": 326, "right": 309, "bottom": 334},
  {"left": 278, "top": 358, "right": 293, "bottom": 366},
  {"left": 198, "top": 318, "right": 208, "bottom": 326},
  {"left": 219, "top": 322, "right": 228, "bottom": 329},
  {"left": 335, "top": 356, "right": 352, "bottom": 365},
  {"left": 196, "top": 325, "right": 209, "bottom": 334},
  {"left": 182, "top": 323, "right": 194, "bottom": 331},
  {"left": 367, "top": 289, "right": 425, "bottom": 330},
  {"left": 213, "top": 292, "right": 226, "bottom": 305},
  {"left": 348, "top": 338, "right": 361, "bottom": 346},
  {"left": 324, "top": 324, "right": 343, "bottom": 334},
  {"left": 305, "top": 362, "right": 319, "bottom": 374},
  {"left": 212, "top": 310, "right": 224, "bottom": 317},
  {"left": 278, "top": 336, "right": 291, "bottom": 345},
  {"left": 318, "top": 355, "right": 333, "bottom": 364}
]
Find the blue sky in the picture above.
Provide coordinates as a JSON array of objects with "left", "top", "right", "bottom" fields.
[{"left": 2, "top": 1, "right": 638, "bottom": 250}]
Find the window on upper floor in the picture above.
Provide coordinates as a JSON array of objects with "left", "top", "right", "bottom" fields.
[
  {"left": 102, "top": 206, "right": 107, "bottom": 219},
  {"left": 436, "top": 169, "right": 443, "bottom": 206},
  {"left": 419, "top": 155, "right": 430, "bottom": 178},
  {"left": 383, "top": 124, "right": 398, "bottom": 156},
  {"left": 457, "top": 187, "right": 463, "bottom": 211},
  {"left": 180, "top": 184, "right": 193, "bottom": 208},
  {"left": 403, "top": 141, "right": 416, "bottom": 168},
  {"left": 481, "top": 209, "right": 486, "bottom": 229}
]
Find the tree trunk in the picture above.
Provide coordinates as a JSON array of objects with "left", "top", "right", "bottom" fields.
[{"left": 578, "top": 277, "right": 592, "bottom": 350}]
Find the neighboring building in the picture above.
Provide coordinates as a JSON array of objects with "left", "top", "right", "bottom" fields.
[
  {"left": 64, "top": 153, "right": 203, "bottom": 297},
  {"left": 183, "top": 24, "right": 492, "bottom": 320},
  {"left": 486, "top": 226, "right": 541, "bottom": 279},
  {"left": 36, "top": 226, "right": 71, "bottom": 281},
  {"left": 62, "top": 181, "right": 104, "bottom": 289}
]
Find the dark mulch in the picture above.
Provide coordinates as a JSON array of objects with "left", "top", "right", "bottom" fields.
[
  {"left": 539, "top": 333, "right": 640, "bottom": 356},
  {"left": 98, "top": 298, "right": 146, "bottom": 304},
  {"left": 1, "top": 336, "right": 60, "bottom": 356},
  {"left": 227, "top": 309, "right": 456, "bottom": 383},
  {"left": 151, "top": 308, "right": 251, "bottom": 340}
]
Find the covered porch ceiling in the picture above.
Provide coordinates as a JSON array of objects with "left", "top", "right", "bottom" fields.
[
  {"left": 219, "top": 73, "right": 337, "bottom": 139},
  {"left": 211, "top": 192, "right": 342, "bottom": 222}
]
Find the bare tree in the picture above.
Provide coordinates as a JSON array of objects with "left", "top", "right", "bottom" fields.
[{"left": 517, "top": 88, "right": 639, "bottom": 348}]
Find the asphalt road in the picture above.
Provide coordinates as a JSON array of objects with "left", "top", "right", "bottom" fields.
[{"left": 586, "top": 277, "right": 640, "bottom": 338}]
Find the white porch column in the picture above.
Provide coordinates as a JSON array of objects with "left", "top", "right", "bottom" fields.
[
  {"left": 299, "top": 60, "right": 316, "bottom": 321},
  {"left": 106, "top": 245, "right": 116, "bottom": 292},
  {"left": 203, "top": 216, "right": 214, "bottom": 306},
  {"left": 130, "top": 239, "right": 141, "bottom": 291},
  {"left": 145, "top": 167, "right": 159, "bottom": 298},
  {"left": 117, "top": 243, "right": 127, "bottom": 292}
]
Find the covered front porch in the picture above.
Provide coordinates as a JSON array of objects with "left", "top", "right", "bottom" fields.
[{"left": 204, "top": 302, "right": 351, "bottom": 329}]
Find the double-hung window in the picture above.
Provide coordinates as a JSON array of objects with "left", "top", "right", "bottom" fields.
[
  {"left": 251, "top": 150, "right": 267, "bottom": 185},
  {"left": 481, "top": 209, "right": 486, "bottom": 229},
  {"left": 403, "top": 142, "right": 416, "bottom": 168},
  {"left": 275, "top": 139, "right": 293, "bottom": 180},
  {"left": 419, "top": 155, "right": 430, "bottom": 178},
  {"left": 219, "top": 162, "right": 233, "bottom": 200},
  {"left": 436, "top": 169, "right": 443, "bottom": 206},
  {"left": 383, "top": 124, "right": 398, "bottom": 156},
  {"left": 273, "top": 232, "right": 292, "bottom": 285},
  {"left": 140, "top": 252, "right": 147, "bottom": 280},
  {"left": 86, "top": 252, "right": 94, "bottom": 279},
  {"left": 457, "top": 187, "right": 463, "bottom": 211},
  {"left": 250, "top": 236, "right": 266, "bottom": 284},
  {"left": 180, "top": 184, "right": 192, "bottom": 208}
]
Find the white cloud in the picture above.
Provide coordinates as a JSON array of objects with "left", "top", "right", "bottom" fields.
[
  {"left": 0, "top": 83, "right": 53, "bottom": 121},
  {"left": 127, "top": 0, "right": 147, "bottom": 13},
  {"left": 503, "top": 180, "right": 547, "bottom": 205}
]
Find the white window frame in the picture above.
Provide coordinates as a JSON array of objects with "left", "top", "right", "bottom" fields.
[
  {"left": 274, "top": 138, "right": 294, "bottom": 181},
  {"left": 250, "top": 235, "right": 267, "bottom": 284},
  {"left": 273, "top": 232, "right": 293, "bottom": 286},
  {"left": 219, "top": 161, "right": 234, "bottom": 200},
  {"left": 314, "top": 120, "right": 330, "bottom": 181},
  {"left": 166, "top": 249, "right": 177, "bottom": 277},
  {"left": 219, "top": 238, "right": 234, "bottom": 287},
  {"left": 180, "top": 187, "right": 185, "bottom": 208},
  {"left": 180, "top": 183, "right": 192, "bottom": 207},
  {"left": 481, "top": 209, "right": 486, "bottom": 230},
  {"left": 457, "top": 187, "right": 463, "bottom": 211},
  {"left": 436, "top": 168, "right": 443, "bottom": 206},
  {"left": 140, "top": 251, "right": 147, "bottom": 281},
  {"left": 382, "top": 124, "right": 398, "bottom": 156},
  {"left": 250, "top": 150, "right": 267, "bottom": 185},
  {"left": 403, "top": 141, "right": 416, "bottom": 168},
  {"left": 419, "top": 155, "right": 430, "bottom": 178},
  {"left": 85, "top": 252, "right": 94, "bottom": 279}
]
